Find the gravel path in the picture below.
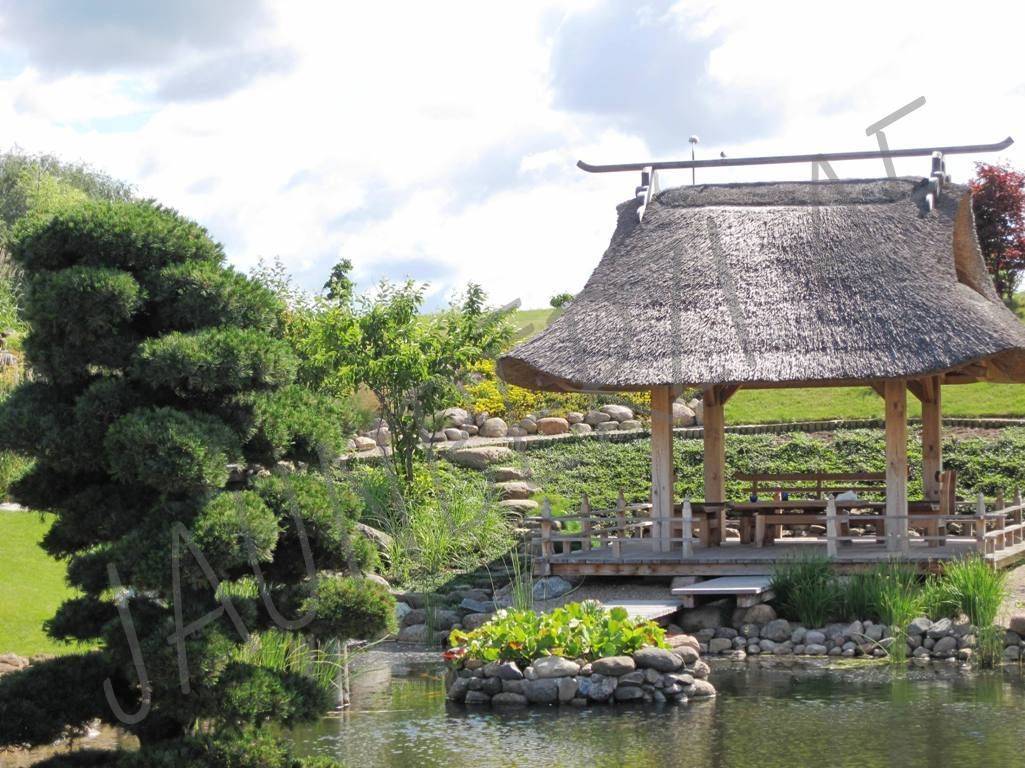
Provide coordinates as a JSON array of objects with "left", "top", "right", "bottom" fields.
[{"left": 535, "top": 577, "right": 675, "bottom": 611}]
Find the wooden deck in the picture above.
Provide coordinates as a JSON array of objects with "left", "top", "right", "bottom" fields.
[{"left": 536, "top": 536, "right": 1025, "bottom": 577}]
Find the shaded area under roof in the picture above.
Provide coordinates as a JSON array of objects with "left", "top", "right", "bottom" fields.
[{"left": 498, "top": 177, "right": 1025, "bottom": 392}]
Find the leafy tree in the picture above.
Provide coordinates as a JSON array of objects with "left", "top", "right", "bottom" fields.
[
  {"left": 0, "top": 200, "right": 392, "bottom": 766},
  {"left": 549, "top": 291, "right": 574, "bottom": 309},
  {"left": 291, "top": 279, "right": 512, "bottom": 483},
  {"left": 323, "top": 257, "right": 354, "bottom": 304},
  {"left": 971, "top": 162, "right": 1025, "bottom": 303}
]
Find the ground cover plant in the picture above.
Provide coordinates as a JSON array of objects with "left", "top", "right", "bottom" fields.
[
  {"left": 523, "top": 428, "right": 1025, "bottom": 512},
  {"left": 0, "top": 199, "right": 392, "bottom": 767},
  {"left": 448, "top": 601, "right": 667, "bottom": 666}
]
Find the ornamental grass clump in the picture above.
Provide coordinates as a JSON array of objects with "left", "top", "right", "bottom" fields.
[
  {"left": 936, "top": 556, "right": 1008, "bottom": 665},
  {"left": 448, "top": 601, "right": 666, "bottom": 667},
  {"left": 771, "top": 554, "right": 839, "bottom": 627}
]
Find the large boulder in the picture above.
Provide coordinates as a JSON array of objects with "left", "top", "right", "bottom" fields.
[
  {"left": 479, "top": 417, "right": 509, "bottom": 438},
  {"left": 584, "top": 410, "right": 611, "bottom": 426},
  {"left": 498, "top": 499, "right": 539, "bottom": 516},
  {"left": 742, "top": 604, "right": 777, "bottom": 625},
  {"left": 570, "top": 422, "right": 592, "bottom": 435},
  {"left": 595, "top": 421, "right": 619, "bottom": 433},
  {"left": 448, "top": 446, "right": 515, "bottom": 470},
  {"left": 672, "top": 402, "right": 696, "bottom": 426},
  {"left": 599, "top": 404, "right": 634, "bottom": 422},
  {"left": 352, "top": 435, "right": 377, "bottom": 452},
  {"left": 566, "top": 412, "right": 584, "bottom": 424},
  {"left": 679, "top": 604, "right": 726, "bottom": 632},
  {"left": 1008, "top": 615, "right": 1025, "bottom": 636},
  {"left": 370, "top": 427, "right": 391, "bottom": 446},
  {"left": 591, "top": 656, "right": 635, "bottom": 676},
  {"left": 523, "top": 678, "right": 560, "bottom": 704},
  {"left": 437, "top": 407, "right": 469, "bottom": 428},
  {"left": 490, "top": 466, "right": 531, "bottom": 482},
  {"left": 536, "top": 417, "right": 570, "bottom": 435},
  {"left": 632, "top": 647, "right": 683, "bottom": 672},
  {"left": 532, "top": 656, "right": 580, "bottom": 678},
  {"left": 690, "top": 399, "right": 704, "bottom": 425},
  {"left": 495, "top": 481, "right": 538, "bottom": 500},
  {"left": 761, "top": 619, "right": 792, "bottom": 642},
  {"left": 517, "top": 417, "right": 538, "bottom": 434},
  {"left": 532, "top": 576, "right": 573, "bottom": 601},
  {"left": 619, "top": 419, "right": 643, "bottom": 431}
]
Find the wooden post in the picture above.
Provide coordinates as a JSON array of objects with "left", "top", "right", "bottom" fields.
[
  {"left": 884, "top": 380, "right": 909, "bottom": 554},
  {"left": 681, "top": 497, "right": 693, "bottom": 558},
  {"left": 540, "top": 500, "right": 554, "bottom": 560},
  {"left": 650, "top": 385, "right": 675, "bottom": 554},
  {"left": 1016, "top": 488, "right": 1023, "bottom": 544},
  {"left": 703, "top": 387, "right": 726, "bottom": 546},
  {"left": 580, "top": 493, "right": 592, "bottom": 552},
  {"left": 976, "top": 492, "right": 987, "bottom": 554},
  {"left": 612, "top": 491, "right": 626, "bottom": 558},
  {"left": 919, "top": 377, "right": 943, "bottom": 502},
  {"left": 825, "top": 495, "right": 838, "bottom": 558}
]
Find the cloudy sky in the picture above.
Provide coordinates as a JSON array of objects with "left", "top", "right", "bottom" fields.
[{"left": 1, "top": 0, "right": 1022, "bottom": 309}]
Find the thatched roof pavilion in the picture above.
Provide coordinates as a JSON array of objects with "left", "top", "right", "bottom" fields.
[{"left": 498, "top": 174, "right": 1025, "bottom": 557}]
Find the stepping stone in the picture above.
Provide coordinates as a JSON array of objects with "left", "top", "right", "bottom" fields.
[{"left": 671, "top": 576, "right": 774, "bottom": 608}]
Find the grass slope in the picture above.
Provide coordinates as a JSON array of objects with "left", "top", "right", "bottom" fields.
[
  {"left": 726, "top": 383, "right": 1025, "bottom": 424},
  {"left": 0, "top": 510, "right": 82, "bottom": 656}
]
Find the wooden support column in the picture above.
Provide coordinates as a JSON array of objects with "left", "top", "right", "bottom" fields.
[
  {"left": 884, "top": 379, "right": 909, "bottom": 553},
  {"left": 703, "top": 386, "right": 730, "bottom": 546},
  {"left": 919, "top": 376, "right": 942, "bottom": 503},
  {"left": 650, "top": 385, "right": 675, "bottom": 554}
]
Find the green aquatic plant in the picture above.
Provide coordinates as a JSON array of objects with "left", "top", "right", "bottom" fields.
[{"left": 448, "top": 601, "right": 666, "bottom": 666}]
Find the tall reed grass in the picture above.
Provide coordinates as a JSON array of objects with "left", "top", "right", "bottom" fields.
[{"left": 771, "top": 555, "right": 839, "bottom": 627}]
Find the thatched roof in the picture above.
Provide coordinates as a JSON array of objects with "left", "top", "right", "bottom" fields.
[{"left": 498, "top": 177, "right": 1025, "bottom": 392}]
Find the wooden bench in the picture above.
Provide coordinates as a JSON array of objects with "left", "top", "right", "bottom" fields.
[{"left": 735, "top": 471, "right": 889, "bottom": 500}]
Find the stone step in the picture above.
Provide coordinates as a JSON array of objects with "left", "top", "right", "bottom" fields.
[{"left": 671, "top": 575, "right": 774, "bottom": 608}]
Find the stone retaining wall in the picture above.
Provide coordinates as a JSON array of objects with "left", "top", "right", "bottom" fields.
[
  {"left": 444, "top": 639, "right": 716, "bottom": 708},
  {"left": 684, "top": 604, "right": 1024, "bottom": 664}
]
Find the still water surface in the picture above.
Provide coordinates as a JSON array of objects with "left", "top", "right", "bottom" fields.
[{"left": 290, "top": 654, "right": 1025, "bottom": 768}]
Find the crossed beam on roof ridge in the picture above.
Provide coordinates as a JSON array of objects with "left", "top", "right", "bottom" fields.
[{"left": 576, "top": 136, "right": 1014, "bottom": 174}]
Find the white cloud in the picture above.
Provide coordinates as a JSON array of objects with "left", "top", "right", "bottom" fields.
[{"left": 0, "top": 0, "right": 1023, "bottom": 309}]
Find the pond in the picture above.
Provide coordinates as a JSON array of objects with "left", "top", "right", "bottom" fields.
[{"left": 289, "top": 648, "right": 1025, "bottom": 768}]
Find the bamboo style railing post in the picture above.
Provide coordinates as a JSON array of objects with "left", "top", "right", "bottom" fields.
[
  {"left": 580, "top": 493, "right": 592, "bottom": 552},
  {"left": 975, "top": 492, "right": 987, "bottom": 555},
  {"left": 612, "top": 491, "right": 626, "bottom": 558},
  {"left": 825, "top": 495, "right": 838, "bottom": 558},
  {"left": 681, "top": 497, "right": 694, "bottom": 559}
]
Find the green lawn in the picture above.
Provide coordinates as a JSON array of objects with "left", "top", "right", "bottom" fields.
[
  {"left": 0, "top": 510, "right": 83, "bottom": 656},
  {"left": 726, "top": 383, "right": 1025, "bottom": 424},
  {"left": 510, "top": 307, "right": 556, "bottom": 340}
]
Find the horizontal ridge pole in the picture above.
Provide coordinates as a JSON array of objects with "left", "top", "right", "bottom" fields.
[{"left": 577, "top": 137, "right": 1014, "bottom": 174}]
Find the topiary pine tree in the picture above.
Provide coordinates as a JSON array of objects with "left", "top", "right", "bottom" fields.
[{"left": 0, "top": 200, "right": 394, "bottom": 766}]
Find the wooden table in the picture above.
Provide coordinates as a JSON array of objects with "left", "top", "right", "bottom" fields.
[{"left": 729, "top": 499, "right": 887, "bottom": 546}]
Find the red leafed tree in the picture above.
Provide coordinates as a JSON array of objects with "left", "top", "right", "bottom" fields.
[{"left": 970, "top": 162, "right": 1025, "bottom": 304}]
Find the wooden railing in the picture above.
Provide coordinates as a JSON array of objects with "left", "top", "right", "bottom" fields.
[{"left": 531, "top": 488, "right": 1025, "bottom": 561}]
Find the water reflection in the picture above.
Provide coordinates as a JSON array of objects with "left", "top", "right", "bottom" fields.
[{"left": 290, "top": 655, "right": 1025, "bottom": 768}]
